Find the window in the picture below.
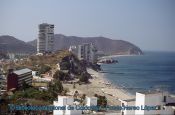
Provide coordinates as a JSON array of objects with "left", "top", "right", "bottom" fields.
[
  {"left": 156, "top": 105, "right": 161, "bottom": 110},
  {"left": 122, "top": 103, "right": 124, "bottom": 106},
  {"left": 122, "top": 111, "right": 124, "bottom": 115},
  {"left": 163, "top": 96, "right": 166, "bottom": 102}
]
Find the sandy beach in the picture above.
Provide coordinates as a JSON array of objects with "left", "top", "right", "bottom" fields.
[{"left": 63, "top": 68, "right": 134, "bottom": 106}]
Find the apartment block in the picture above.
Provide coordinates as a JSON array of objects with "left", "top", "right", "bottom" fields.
[
  {"left": 37, "top": 23, "right": 54, "bottom": 54},
  {"left": 77, "top": 43, "right": 97, "bottom": 63},
  {"left": 7, "top": 68, "right": 32, "bottom": 90}
]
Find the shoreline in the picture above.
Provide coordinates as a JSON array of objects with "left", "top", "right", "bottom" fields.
[
  {"left": 87, "top": 68, "right": 134, "bottom": 98},
  {"left": 99, "top": 54, "right": 139, "bottom": 59},
  {"left": 86, "top": 68, "right": 135, "bottom": 105},
  {"left": 63, "top": 68, "right": 134, "bottom": 106}
]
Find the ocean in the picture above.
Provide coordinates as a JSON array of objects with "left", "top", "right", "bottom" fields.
[{"left": 101, "top": 51, "right": 175, "bottom": 95}]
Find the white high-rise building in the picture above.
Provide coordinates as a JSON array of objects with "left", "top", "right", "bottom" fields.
[
  {"left": 37, "top": 23, "right": 54, "bottom": 54},
  {"left": 77, "top": 43, "right": 97, "bottom": 63}
]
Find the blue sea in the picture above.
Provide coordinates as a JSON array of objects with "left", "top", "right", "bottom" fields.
[{"left": 101, "top": 51, "right": 175, "bottom": 95}]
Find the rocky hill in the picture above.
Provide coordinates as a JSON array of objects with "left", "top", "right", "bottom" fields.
[
  {"left": 28, "top": 34, "right": 143, "bottom": 55},
  {"left": 0, "top": 34, "right": 143, "bottom": 55},
  {"left": 0, "top": 35, "right": 36, "bottom": 53}
]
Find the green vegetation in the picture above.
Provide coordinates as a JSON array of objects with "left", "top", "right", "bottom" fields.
[
  {"left": 11, "top": 88, "right": 52, "bottom": 104},
  {"left": 48, "top": 80, "right": 64, "bottom": 98},
  {"left": 53, "top": 70, "right": 70, "bottom": 81},
  {"left": 79, "top": 72, "right": 91, "bottom": 83},
  {"left": 94, "top": 94, "right": 107, "bottom": 108},
  {"left": 2, "top": 50, "right": 72, "bottom": 73},
  {"left": 60, "top": 61, "right": 71, "bottom": 70},
  {"left": 11, "top": 80, "right": 64, "bottom": 105},
  {"left": 38, "top": 64, "right": 51, "bottom": 75}
]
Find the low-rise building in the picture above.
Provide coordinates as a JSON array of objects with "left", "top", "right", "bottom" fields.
[
  {"left": 119, "top": 91, "right": 175, "bottom": 115},
  {"left": 119, "top": 98, "right": 135, "bottom": 115},
  {"left": 7, "top": 68, "right": 32, "bottom": 90},
  {"left": 69, "top": 46, "right": 77, "bottom": 55},
  {"left": 53, "top": 96, "right": 98, "bottom": 115},
  {"left": 32, "top": 71, "right": 38, "bottom": 76},
  {"left": 53, "top": 96, "right": 75, "bottom": 115},
  {"left": 135, "top": 91, "right": 175, "bottom": 115},
  {"left": 86, "top": 97, "right": 98, "bottom": 106},
  {"left": 56, "top": 63, "right": 61, "bottom": 70}
]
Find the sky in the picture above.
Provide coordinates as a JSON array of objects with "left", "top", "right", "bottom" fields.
[{"left": 0, "top": 0, "right": 175, "bottom": 51}]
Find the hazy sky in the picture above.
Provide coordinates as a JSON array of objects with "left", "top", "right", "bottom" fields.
[{"left": 0, "top": 0, "right": 174, "bottom": 51}]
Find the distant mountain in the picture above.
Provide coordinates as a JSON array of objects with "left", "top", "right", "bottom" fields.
[
  {"left": 0, "top": 34, "right": 143, "bottom": 55},
  {"left": 28, "top": 34, "right": 143, "bottom": 55},
  {"left": 0, "top": 35, "right": 36, "bottom": 53}
]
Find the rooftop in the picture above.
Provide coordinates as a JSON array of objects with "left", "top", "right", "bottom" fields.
[
  {"left": 123, "top": 98, "right": 135, "bottom": 102},
  {"left": 137, "top": 90, "right": 168, "bottom": 95},
  {"left": 14, "top": 68, "right": 32, "bottom": 75},
  {"left": 165, "top": 103, "right": 175, "bottom": 106}
]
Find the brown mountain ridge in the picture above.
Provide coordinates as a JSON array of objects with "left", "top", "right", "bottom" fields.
[{"left": 0, "top": 34, "right": 143, "bottom": 55}]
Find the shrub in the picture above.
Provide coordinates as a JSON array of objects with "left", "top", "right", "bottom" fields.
[{"left": 38, "top": 64, "right": 51, "bottom": 74}]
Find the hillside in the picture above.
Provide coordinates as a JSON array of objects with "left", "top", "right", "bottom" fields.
[
  {"left": 28, "top": 34, "right": 143, "bottom": 55},
  {"left": 0, "top": 34, "right": 143, "bottom": 55},
  {"left": 0, "top": 35, "right": 36, "bottom": 53}
]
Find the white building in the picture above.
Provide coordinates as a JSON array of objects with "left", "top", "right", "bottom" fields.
[
  {"left": 120, "top": 91, "right": 175, "bottom": 115},
  {"left": 53, "top": 96, "right": 98, "bottom": 115},
  {"left": 86, "top": 97, "right": 98, "bottom": 106},
  {"left": 53, "top": 96, "right": 82, "bottom": 115},
  {"left": 69, "top": 46, "right": 77, "bottom": 55},
  {"left": 32, "top": 71, "right": 38, "bottom": 76},
  {"left": 77, "top": 43, "right": 97, "bottom": 63},
  {"left": 57, "top": 63, "right": 61, "bottom": 70},
  {"left": 64, "top": 105, "right": 83, "bottom": 115},
  {"left": 37, "top": 23, "right": 54, "bottom": 54},
  {"left": 135, "top": 91, "right": 175, "bottom": 115},
  {"left": 119, "top": 98, "right": 135, "bottom": 115}
]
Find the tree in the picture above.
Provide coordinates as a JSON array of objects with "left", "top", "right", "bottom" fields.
[
  {"left": 38, "top": 64, "right": 51, "bottom": 74},
  {"left": 79, "top": 72, "right": 89, "bottom": 83},
  {"left": 48, "top": 80, "right": 63, "bottom": 98},
  {"left": 80, "top": 94, "right": 86, "bottom": 105},
  {"left": 53, "top": 70, "right": 70, "bottom": 81},
  {"left": 60, "top": 61, "right": 71, "bottom": 70},
  {"left": 94, "top": 94, "right": 107, "bottom": 107}
]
